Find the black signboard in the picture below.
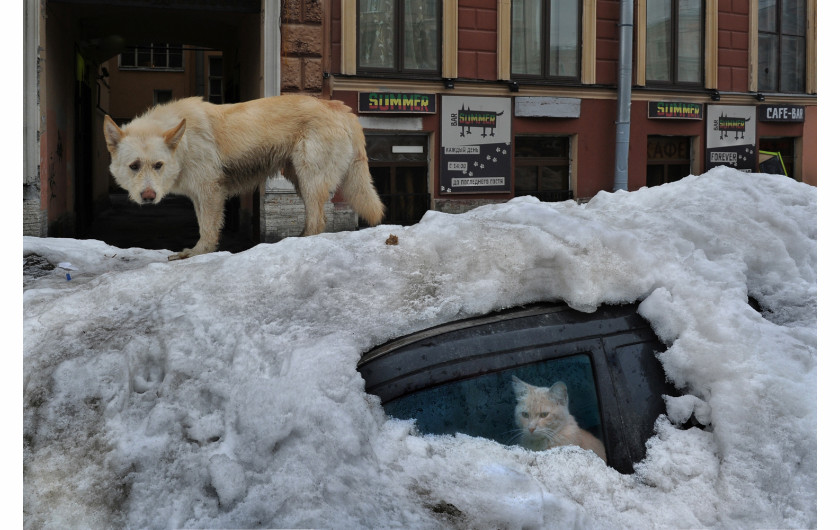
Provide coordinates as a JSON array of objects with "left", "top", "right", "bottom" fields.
[
  {"left": 758, "top": 105, "right": 805, "bottom": 123},
  {"left": 359, "top": 92, "right": 436, "bottom": 114}
]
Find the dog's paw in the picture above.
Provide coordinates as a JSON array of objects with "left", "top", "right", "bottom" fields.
[
  {"left": 168, "top": 248, "right": 199, "bottom": 261},
  {"left": 168, "top": 244, "right": 216, "bottom": 261}
]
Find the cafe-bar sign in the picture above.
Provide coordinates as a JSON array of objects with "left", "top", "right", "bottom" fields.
[
  {"left": 358, "top": 92, "right": 436, "bottom": 114},
  {"left": 648, "top": 101, "right": 703, "bottom": 120},
  {"left": 758, "top": 104, "right": 804, "bottom": 122}
]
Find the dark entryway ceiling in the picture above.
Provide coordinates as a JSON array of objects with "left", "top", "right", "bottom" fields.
[{"left": 52, "top": 0, "right": 261, "bottom": 63}]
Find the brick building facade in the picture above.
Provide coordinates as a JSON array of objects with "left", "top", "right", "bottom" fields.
[{"left": 24, "top": 0, "right": 817, "bottom": 247}]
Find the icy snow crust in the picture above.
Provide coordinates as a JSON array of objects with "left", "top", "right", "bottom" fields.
[{"left": 23, "top": 168, "right": 816, "bottom": 529}]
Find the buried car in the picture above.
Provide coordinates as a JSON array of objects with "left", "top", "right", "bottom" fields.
[{"left": 359, "top": 301, "right": 678, "bottom": 474}]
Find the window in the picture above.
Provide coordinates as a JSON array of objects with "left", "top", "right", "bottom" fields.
[
  {"left": 758, "top": 0, "right": 806, "bottom": 93},
  {"left": 383, "top": 354, "right": 604, "bottom": 450},
  {"left": 645, "top": 0, "right": 703, "bottom": 85},
  {"left": 357, "top": 0, "right": 440, "bottom": 74},
  {"left": 120, "top": 43, "right": 184, "bottom": 70},
  {"left": 208, "top": 56, "right": 223, "bottom": 104},
  {"left": 647, "top": 135, "right": 691, "bottom": 186},
  {"left": 511, "top": 0, "right": 581, "bottom": 80},
  {"left": 153, "top": 90, "right": 173, "bottom": 105},
  {"left": 365, "top": 134, "right": 430, "bottom": 225},
  {"left": 514, "top": 136, "right": 573, "bottom": 201}
]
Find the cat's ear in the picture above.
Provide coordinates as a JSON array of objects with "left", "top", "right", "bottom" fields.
[
  {"left": 512, "top": 376, "right": 530, "bottom": 399},
  {"left": 549, "top": 381, "right": 568, "bottom": 405}
]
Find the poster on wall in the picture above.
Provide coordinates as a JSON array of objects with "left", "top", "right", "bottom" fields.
[
  {"left": 440, "top": 96, "right": 512, "bottom": 194},
  {"left": 706, "top": 105, "right": 757, "bottom": 172}
]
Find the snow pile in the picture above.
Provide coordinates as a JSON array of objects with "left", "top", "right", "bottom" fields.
[{"left": 23, "top": 167, "right": 816, "bottom": 529}]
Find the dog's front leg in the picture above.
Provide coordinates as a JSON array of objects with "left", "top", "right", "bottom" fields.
[{"left": 168, "top": 192, "right": 225, "bottom": 261}]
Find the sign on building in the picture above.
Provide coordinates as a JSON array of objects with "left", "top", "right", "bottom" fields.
[
  {"left": 358, "top": 92, "right": 436, "bottom": 114},
  {"left": 440, "top": 96, "right": 512, "bottom": 194},
  {"left": 706, "top": 105, "right": 757, "bottom": 172},
  {"left": 647, "top": 101, "right": 703, "bottom": 120},
  {"left": 758, "top": 104, "right": 805, "bottom": 123}
]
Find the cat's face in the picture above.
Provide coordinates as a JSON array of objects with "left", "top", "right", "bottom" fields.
[{"left": 512, "top": 376, "right": 571, "bottom": 443}]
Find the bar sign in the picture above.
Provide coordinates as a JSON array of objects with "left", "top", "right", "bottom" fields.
[{"left": 648, "top": 101, "right": 704, "bottom": 120}]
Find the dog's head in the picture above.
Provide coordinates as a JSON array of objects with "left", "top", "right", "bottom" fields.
[{"left": 103, "top": 115, "right": 186, "bottom": 205}]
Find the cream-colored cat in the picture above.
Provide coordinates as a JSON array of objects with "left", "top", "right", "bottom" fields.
[{"left": 512, "top": 376, "right": 607, "bottom": 462}]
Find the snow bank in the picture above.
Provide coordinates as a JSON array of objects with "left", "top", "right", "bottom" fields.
[{"left": 23, "top": 168, "right": 816, "bottom": 528}]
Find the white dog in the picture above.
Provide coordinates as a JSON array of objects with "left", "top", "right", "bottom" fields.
[{"left": 104, "top": 95, "right": 385, "bottom": 260}]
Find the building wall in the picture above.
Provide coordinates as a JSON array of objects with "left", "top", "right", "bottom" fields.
[
  {"left": 596, "top": 0, "right": 619, "bottom": 85},
  {"left": 42, "top": 2, "right": 78, "bottom": 236},
  {"left": 281, "top": 0, "right": 325, "bottom": 93},
  {"left": 718, "top": 0, "right": 750, "bottom": 92},
  {"left": 104, "top": 50, "right": 200, "bottom": 121},
  {"left": 458, "top": 0, "right": 497, "bottom": 80}
]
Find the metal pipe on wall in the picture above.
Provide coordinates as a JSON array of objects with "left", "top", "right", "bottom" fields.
[{"left": 613, "top": 0, "right": 633, "bottom": 191}]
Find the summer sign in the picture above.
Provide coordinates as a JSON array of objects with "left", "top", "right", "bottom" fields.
[
  {"left": 440, "top": 96, "right": 512, "bottom": 194},
  {"left": 358, "top": 92, "right": 436, "bottom": 114}
]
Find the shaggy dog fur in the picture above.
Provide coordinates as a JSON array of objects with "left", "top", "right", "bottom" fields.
[{"left": 104, "top": 95, "right": 385, "bottom": 260}]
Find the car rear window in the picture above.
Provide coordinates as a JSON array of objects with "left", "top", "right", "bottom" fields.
[{"left": 383, "top": 353, "right": 603, "bottom": 448}]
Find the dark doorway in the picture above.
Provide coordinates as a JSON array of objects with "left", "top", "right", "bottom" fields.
[
  {"left": 74, "top": 65, "right": 94, "bottom": 237},
  {"left": 365, "top": 134, "right": 431, "bottom": 226}
]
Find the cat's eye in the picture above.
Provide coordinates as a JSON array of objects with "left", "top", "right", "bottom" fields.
[
  {"left": 521, "top": 412, "right": 529, "bottom": 418},
  {"left": 129, "top": 161, "right": 140, "bottom": 171},
  {"left": 540, "top": 412, "right": 549, "bottom": 418},
  {"left": 153, "top": 161, "right": 164, "bottom": 170}
]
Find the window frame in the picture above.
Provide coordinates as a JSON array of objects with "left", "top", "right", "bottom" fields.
[
  {"left": 513, "top": 135, "right": 574, "bottom": 201},
  {"left": 644, "top": 0, "right": 705, "bottom": 87},
  {"left": 364, "top": 133, "right": 431, "bottom": 226},
  {"left": 510, "top": 0, "right": 583, "bottom": 83},
  {"left": 646, "top": 135, "right": 693, "bottom": 187},
  {"left": 118, "top": 43, "right": 184, "bottom": 72},
  {"left": 355, "top": 0, "right": 443, "bottom": 77},
  {"left": 756, "top": 0, "right": 807, "bottom": 93},
  {"left": 207, "top": 55, "right": 224, "bottom": 104}
]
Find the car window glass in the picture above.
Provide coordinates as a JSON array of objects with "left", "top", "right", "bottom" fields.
[{"left": 382, "top": 353, "right": 603, "bottom": 449}]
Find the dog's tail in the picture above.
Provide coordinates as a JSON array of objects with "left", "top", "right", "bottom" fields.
[{"left": 342, "top": 118, "right": 386, "bottom": 227}]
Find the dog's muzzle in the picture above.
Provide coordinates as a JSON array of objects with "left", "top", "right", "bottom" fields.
[{"left": 141, "top": 188, "right": 157, "bottom": 203}]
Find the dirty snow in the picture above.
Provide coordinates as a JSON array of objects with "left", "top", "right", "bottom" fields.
[{"left": 22, "top": 167, "right": 817, "bottom": 528}]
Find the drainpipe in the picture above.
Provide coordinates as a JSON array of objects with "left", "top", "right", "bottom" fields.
[{"left": 613, "top": 0, "right": 633, "bottom": 191}]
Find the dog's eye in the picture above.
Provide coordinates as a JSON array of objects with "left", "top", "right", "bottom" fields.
[
  {"left": 154, "top": 161, "right": 164, "bottom": 170},
  {"left": 129, "top": 161, "right": 140, "bottom": 171}
]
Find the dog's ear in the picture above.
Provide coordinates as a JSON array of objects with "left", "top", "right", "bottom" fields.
[
  {"left": 163, "top": 119, "right": 187, "bottom": 151},
  {"left": 103, "top": 115, "right": 124, "bottom": 154}
]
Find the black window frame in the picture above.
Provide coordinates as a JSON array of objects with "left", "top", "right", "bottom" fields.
[
  {"left": 510, "top": 0, "right": 583, "bottom": 83},
  {"left": 513, "top": 135, "right": 574, "bottom": 202},
  {"left": 645, "top": 0, "right": 705, "bottom": 87},
  {"left": 364, "top": 133, "right": 431, "bottom": 226},
  {"left": 757, "top": 0, "right": 807, "bottom": 93},
  {"left": 356, "top": 0, "right": 442, "bottom": 77},
  {"left": 208, "top": 55, "right": 224, "bottom": 104}
]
